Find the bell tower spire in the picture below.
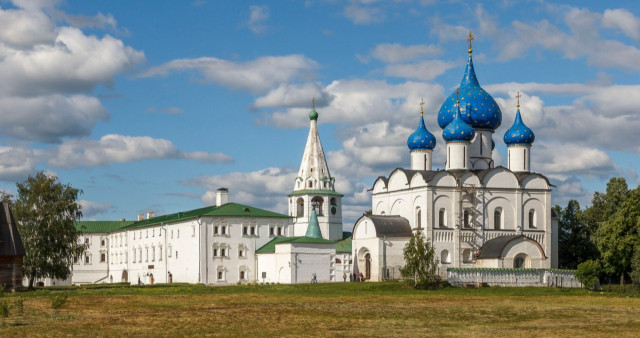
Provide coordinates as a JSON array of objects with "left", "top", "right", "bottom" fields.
[{"left": 288, "top": 99, "right": 343, "bottom": 241}]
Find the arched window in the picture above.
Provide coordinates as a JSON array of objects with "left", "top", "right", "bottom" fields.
[
  {"left": 311, "top": 196, "right": 324, "bottom": 215},
  {"left": 440, "top": 250, "right": 451, "bottom": 264},
  {"left": 330, "top": 198, "right": 337, "bottom": 215},
  {"left": 463, "top": 210, "right": 470, "bottom": 228},
  {"left": 462, "top": 249, "right": 473, "bottom": 263},
  {"left": 438, "top": 209, "right": 446, "bottom": 228},
  {"left": 494, "top": 208, "right": 502, "bottom": 230},
  {"left": 514, "top": 253, "right": 529, "bottom": 268},
  {"left": 308, "top": 181, "right": 313, "bottom": 188},
  {"left": 296, "top": 198, "right": 304, "bottom": 217},
  {"left": 528, "top": 210, "right": 536, "bottom": 228},
  {"left": 415, "top": 207, "right": 422, "bottom": 229}
]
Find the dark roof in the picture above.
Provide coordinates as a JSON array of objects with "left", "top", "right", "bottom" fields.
[
  {"left": 356, "top": 214, "right": 413, "bottom": 238},
  {"left": 0, "top": 202, "right": 25, "bottom": 257},
  {"left": 121, "top": 202, "right": 290, "bottom": 230},
  {"left": 256, "top": 236, "right": 335, "bottom": 254},
  {"left": 476, "top": 235, "right": 546, "bottom": 259},
  {"left": 75, "top": 220, "right": 134, "bottom": 233}
]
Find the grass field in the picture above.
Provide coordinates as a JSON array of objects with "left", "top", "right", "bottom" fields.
[{"left": 1, "top": 282, "right": 639, "bottom": 336}]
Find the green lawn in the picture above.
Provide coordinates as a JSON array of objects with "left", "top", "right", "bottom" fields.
[{"left": 1, "top": 282, "right": 639, "bottom": 336}]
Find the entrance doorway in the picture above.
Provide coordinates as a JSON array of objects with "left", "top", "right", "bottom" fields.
[
  {"left": 364, "top": 253, "right": 371, "bottom": 280},
  {"left": 121, "top": 270, "right": 128, "bottom": 283}
]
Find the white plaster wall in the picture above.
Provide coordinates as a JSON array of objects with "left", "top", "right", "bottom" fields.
[
  {"left": 502, "top": 239, "right": 548, "bottom": 269},
  {"left": 446, "top": 142, "right": 468, "bottom": 170}
]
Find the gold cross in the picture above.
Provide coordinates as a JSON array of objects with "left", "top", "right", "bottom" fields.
[
  {"left": 420, "top": 98, "right": 425, "bottom": 115},
  {"left": 467, "top": 31, "right": 474, "bottom": 53},
  {"left": 515, "top": 91, "right": 521, "bottom": 108},
  {"left": 312, "top": 97, "right": 315, "bottom": 109}
]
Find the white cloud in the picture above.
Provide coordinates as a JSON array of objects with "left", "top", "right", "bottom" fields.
[
  {"left": 139, "top": 55, "right": 317, "bottom": 93},
  {"left": 47, "top": 134, "right": 234, "bottom": 168},
  {"left": 79, "top": 200, "right": 113, "bottom": 217},
  {"left": 182, "top": 167, "right": 295, "bottom": 214},
  {"left": 602, "top": 8, "right": 640, "bottom": 41},
  {"left": 344, "top": 3, "right": 385, "bottom": 25},
  {"left": 0, "top": 95, "right": 108, "bottom": 143},
  {"left": 0, "top": 146, "right": 43, "bottom": 181},
  {"left": 254, "top": 83, "right": 332, "bottom": 108},
  {"left": 371, "top": 43, "right": 442, "bottom": 63},
  {"left": 533, "top": 143, "right": 617, "bottom": 179},
  {"left": 384, "top": 60, "right": 456, "bottom": 81},
  {"left": 247, "top": 5, "right": 270, "bottom": 34},
  {"left": 0, "top": 5, "right": 56, "bottom": 48}
]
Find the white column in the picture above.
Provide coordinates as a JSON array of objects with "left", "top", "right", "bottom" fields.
[
  {"left": 446, "top": 142, "right": 469, "bottom": 170},
  {"left": 507, "top": 145, "right": 531, "bottom": 172},
  {"left": 410, "top": 150, "right": 432, "bottom": 171}
]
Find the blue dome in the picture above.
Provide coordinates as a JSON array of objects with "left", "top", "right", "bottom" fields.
[
  {"left": 407, "top": 115, "right": 436, "bottom": 151},
  {"left": 443, "top": 103, "right": 475, "bottom": 142},
  {"left": 438, "top": 53, "right": 502, "bottom": 131},
  {"left": 504, "top": 108, "right": 535, "bottom": 146}
]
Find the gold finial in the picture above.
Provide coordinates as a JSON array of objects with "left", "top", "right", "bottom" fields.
[
  {"left": 419, "top": 98, "right": 425, "bottom": 116},
  {"left": 312, "top": 97, "right": 315, "bottom": 109},
  {"left": 515, "top": 91, "right": 521, "bottom": 108},
  {"left": 467, "top": 31, "right": 474, "bottom": 54}
]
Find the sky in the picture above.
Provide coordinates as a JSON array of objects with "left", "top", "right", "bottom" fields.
[{"left": 0, "top": 0, "right": 639, "bottom": 228}]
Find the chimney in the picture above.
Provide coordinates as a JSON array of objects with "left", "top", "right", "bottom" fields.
[
  {"left": 147, "top": 212, "right": 154, "bottom": 219},
  {"left": 216, "top": 188, "right": 229, "bottom": 207},
  {"left": 138, "top": 213, "right": 144, "bottom": 221}
]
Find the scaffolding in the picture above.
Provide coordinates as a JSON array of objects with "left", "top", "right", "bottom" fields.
[{"left": 456, "top": 180, "right": 480, "bottom": 264}]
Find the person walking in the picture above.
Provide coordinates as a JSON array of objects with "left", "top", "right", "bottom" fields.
[
  {"left": 311, "top": 273, "right": 317, "bottom": 283},
  {"left": 343, "top": 272, "right": 347, "bottom": 282}
]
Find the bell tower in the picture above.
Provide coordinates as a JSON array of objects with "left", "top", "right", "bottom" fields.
[{"left": 288, "top": 99, "right": 343, "bottom": 241}]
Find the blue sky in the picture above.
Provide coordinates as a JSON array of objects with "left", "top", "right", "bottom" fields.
[{"left": 0, "top": 0, "right": 639, "bottom": 226}]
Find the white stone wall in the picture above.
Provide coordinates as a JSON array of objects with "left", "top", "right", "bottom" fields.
[{"left": 447, "top": 268, "right": 581, "bottom": 288}]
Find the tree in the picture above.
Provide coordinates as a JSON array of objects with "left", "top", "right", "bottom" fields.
[
  {"left": 593, "top": 186, "right": 640, "bottom": 285},
  {"left": 582, "top": 177, "right": 629, "bottom": 238},
  {"left": 401, "top": 231, "right": 440, "bottom": 288},
  {"left": 13, "top": 172, "right": 85, "bottom": 289},
  {"left": 631, "top": 246, "right": 640, "bottom": 287},
  {"left": 557, "top": 200, "right": 598, "bottom": 269},
  {"left": 575, "top": 260, "right": 602, "bottom": 290}
]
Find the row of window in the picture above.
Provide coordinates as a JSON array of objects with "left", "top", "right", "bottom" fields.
[
  {"left": 418, "top": 208, "right": 540, "bottom": 229},
  {"left": 294, "top": 196, "right": 339, "bottom": 217}
]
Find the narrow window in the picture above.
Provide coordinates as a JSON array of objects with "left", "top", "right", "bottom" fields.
[
  {"left": 463, "top": 210, "right": 470, "bottom": 228},
  {"left": 243, "top": 226, "right": 248, "bottom": 235},
  {"left": 270, "top": 227, "right": 274, "bottom": 236},
  {"left": 277, "top": 227, "right": 282, "bottom": 236},
  {"left": 213, "top": 248, "right": 218, "bottom": 257},
  {"left": 100, "top": 253, "right": 106, "bottom": 262},
  {"left": 221, "top": 248, "right": 226, "bottom": 257},
  {"left": 494, "top": 208, "right": 502, "bottom": 230},
  {"left": 439, "top": 209, "right": 445, "bottom": 228},
  {"left": 529, "top": 210, "right": 535, "bottom": 228}
]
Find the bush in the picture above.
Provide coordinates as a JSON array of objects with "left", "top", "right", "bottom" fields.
[
  {"left": 0, "top": 299, "right": 9, "bottom": 318},
  {"left": 576, "top": 260, "right": 602, "bottom": 290},
  {"left": 631, "top": 246, "right": 640, "bottom": 287},
  {"left": 51, "top": 295, "right": 68, "bottom": 309},
  {"left": 14, "top": 297, "right": 24, "bottom": 315}
]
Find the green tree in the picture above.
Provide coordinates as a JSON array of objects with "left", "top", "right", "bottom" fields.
[
  {"left": 13, "top": 172, "right": 85, "bottom": 290},
  {"left": 400, "top": 231, "right": 440, "bottom": 288},
  {"left": 582, "top": 177, "right": 629, "bottom": 238},
  {"left": 557, "top": 200, "right": 598, "bottom": 269},
  {"left": 631, "top": 246, "right": 640, "bottom": 287},
  {"left": 593, "top": 186, "right": 640, "bottom": 285},
  {"left": 575, "top": 260, "right": 602, "bottom": 290}
]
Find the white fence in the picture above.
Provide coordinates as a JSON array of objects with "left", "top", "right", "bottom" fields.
[{"left": 447, "top": 268, "right": 582, "bottom": 288}]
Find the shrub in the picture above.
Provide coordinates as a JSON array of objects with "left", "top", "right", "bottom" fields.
[
  {"left": 14, "top": 297, "right": 24, "bottom": 315},
  {"left": 51, "top": 295, "right": 68, "bottom": 309},
  {"left": 0, "top": 299, "right": 9, "bottom": 318},
  {"left": 576, "top": 260, "right": 602, "bottom": 290},
  {"left": 631, "top": 246, "right": 640, "bottom": 287}
]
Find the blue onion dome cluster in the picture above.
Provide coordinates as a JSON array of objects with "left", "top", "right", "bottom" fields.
[
  {"left": 407, "top": 114, "right": 436, "bottom": 151},
  {"left": 443, "top": 103, "right": 475, "bottom": 142},
  {"left": 504, "top": 107, "right": 535, "bottom": 146},
  {"left": 438, "top": 53, "right": 502, "bottom": 131}
]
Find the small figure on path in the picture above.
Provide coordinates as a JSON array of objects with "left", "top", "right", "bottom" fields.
[
  {"left": 343, "top": 272, "right": 347, "bottom": 282},
  {"left": 311, "top": 273, "right": 317, "bottom": 283},
  {"left": 138, "top": 277, "right": 142, "bottom": 285}
]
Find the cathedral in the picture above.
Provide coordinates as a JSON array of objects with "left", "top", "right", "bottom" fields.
[{"left": 352, "top": 34, "right": 558, "bottom": 281}]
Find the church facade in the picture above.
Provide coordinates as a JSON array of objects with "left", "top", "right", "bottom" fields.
[{"left": 352, "top": 36, "right": 558, "bottom": 281}]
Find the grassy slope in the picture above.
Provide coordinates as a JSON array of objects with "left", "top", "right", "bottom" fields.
[{"left": 1, "top": 283, "right": 639, "bottom": 336}]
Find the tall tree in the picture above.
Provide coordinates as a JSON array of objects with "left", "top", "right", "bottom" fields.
[
  {"left": 401, "top": 231, "right": 440, "bottom": 288},
  {"left": 582, "top": 177, "right": 629, "bottom": 236},
  {"left": 593, "top": 186, "right": 640, "bottom": 285},
  {"left": 13, "top": 172, "right": 85, "bottom": 289},
  {"left": 557, "top": 200, "right": 598, "bottom": 269}
]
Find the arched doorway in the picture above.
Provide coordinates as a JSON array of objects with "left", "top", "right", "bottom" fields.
[
  {"left": 168, "top": 272, "right": 173, "bottom": 283},
  {"left": 121, "top": 270, "right": 128, "bottom": 283},
  {"left": 150, "top": 273, "right": 155, "bottom": 285},
  {"left": 364, "top": 253, "right": 371, "bottom": 280}
]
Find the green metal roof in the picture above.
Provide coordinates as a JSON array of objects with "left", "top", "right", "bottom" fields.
[
  {"left": 256, "top": 236, "right": 335, "bottom": 254},
  {"left": 288, "top": 189, "right": 343, "bottom": 197},
  {"left": 121, "top": 202, "right": 290, "bottom": 230},
  {"left": 304, "top": 209, "right": 323, "bottom": 239},
  {"left": 75, "top": 220, "right": 134, "bottom": 233},
  {"left": 335, "top": 237, "right": 352, "bottom": 253}
]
